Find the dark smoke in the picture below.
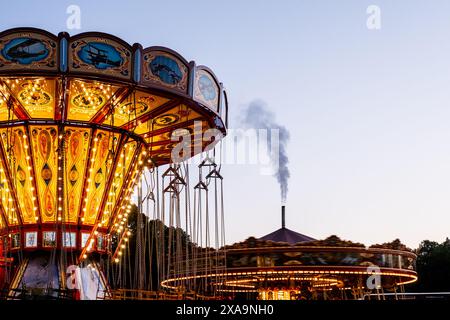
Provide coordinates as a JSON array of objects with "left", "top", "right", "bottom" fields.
[{"left": 240, "top": 101, "right": 290, "bottom": 203}]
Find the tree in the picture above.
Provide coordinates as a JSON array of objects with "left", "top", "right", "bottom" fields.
[
  {"left": 108, "top": 204, "right": 195, "bottom": 291},
  {"left": 409, "top": 238, "right": 450, "bottom": 292}
]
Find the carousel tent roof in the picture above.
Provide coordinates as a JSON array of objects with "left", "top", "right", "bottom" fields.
[
  {"left": 259, "top": 227, "right": 315, "bottom": 245},
  {"left": 259, "top": 206, "right": 315, "bottom": 244}
]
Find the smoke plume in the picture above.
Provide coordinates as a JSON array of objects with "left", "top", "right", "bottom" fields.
[{"left": 240, "top": 101, "right": 290, "bottom": 203}]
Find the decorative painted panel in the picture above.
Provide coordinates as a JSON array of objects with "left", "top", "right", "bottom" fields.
[
  {"left": 42, "top": 231, "right": 56, "bottom": 247},
  {"left": 82, "top": 130, "right": 120, "bottom": 225},
  {"left": 194, "top": 69, "right": 219, "bottom": 112},
  {"left": 9, "top": 78, "right": 55, "bottom": 119},
  {"left": 25, "top": 231, "right": 37, "bottom": 247},
  {"left": 138, "top": 105, "right": 200, "bottom": 137},
  {"left": 67, "top": 79, "right": 119, "bottom": 122},
  {"left": 0, "top": 127, "right": 37, "bottom": 224},
  {"left": 11, "top": 233, "right": 20, "bottom": 248},
  {"left": 105, "top": 91, "right": 170, "bottom": 127},
  {"left": 0, "top": 32, "right": 57, "bottom": 71},
  {"left": 29, "top": 126, "right": 59, "bottom": 223},
  {"left": 142, "top": 50, "right": 188, "bottom": 93},
  {"left": 63, "top": 127, "right": 91, "bottom": 223},
  {"left": 69, "top": 36, "right": 131, "bottom": 80},
  {"left": 63, "top": 232, "right": 76, "bottom": 248}
]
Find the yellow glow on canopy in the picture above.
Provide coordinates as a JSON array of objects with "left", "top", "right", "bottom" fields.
[{"left": 0, "top": 76, "right": 224, "bottom": 240}]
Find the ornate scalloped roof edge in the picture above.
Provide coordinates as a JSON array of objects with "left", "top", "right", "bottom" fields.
[
  {"left": 0, "top": 27, "right": 224, "bottom": 86},
  {"left": 0, "top": 27, "right": 229, "bottom": 130}
]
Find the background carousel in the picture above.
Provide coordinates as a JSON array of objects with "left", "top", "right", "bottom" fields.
[{"left": 161, "top": 206, "right": 417, "bottom": 300}]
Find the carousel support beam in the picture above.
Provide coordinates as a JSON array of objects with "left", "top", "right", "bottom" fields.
[
  {"left": 90, "top": 86, "right": 133, "bottom": 124},
  {"left": 0, "top": 79, "right": 31, "bottom": 120},
  {"left": 111, "top": 227, "right": 129, "bottom": 262},
  {"left": 0, "top": 132, "right": 23, "bottom": 226},
  {"left": 76, "top": 128, "right": 95, "bottom": 226},
  {"left": 106, "top": 142, "right": 143, "bottom": 229},
  {"left": 94, "top": 134, "right": 127, "bottom": 225}
]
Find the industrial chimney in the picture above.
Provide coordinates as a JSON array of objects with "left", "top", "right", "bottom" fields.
[{"left": 260, "top": 204, "right": 316, "bottom": 244}]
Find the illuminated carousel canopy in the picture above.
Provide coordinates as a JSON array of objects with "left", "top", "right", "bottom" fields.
[{"left": 0, "top": 27, "right": 227, "bottom": 254}]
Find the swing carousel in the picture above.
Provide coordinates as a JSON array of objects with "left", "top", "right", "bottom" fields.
[{"left": 0, "top": 27, "right": 228, "bottom": 300}]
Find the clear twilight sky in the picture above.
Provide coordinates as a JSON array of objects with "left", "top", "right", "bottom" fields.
[{"left": 1, "top": 0, "right": 450, "bottom": 248}]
